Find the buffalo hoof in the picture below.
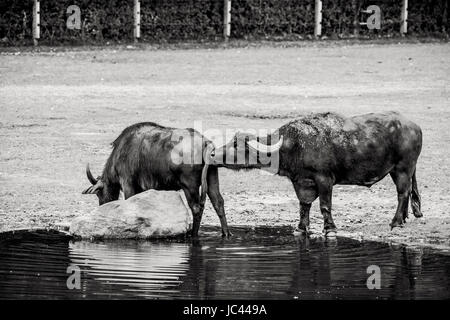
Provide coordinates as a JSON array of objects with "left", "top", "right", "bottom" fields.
[
  {"left": 324, "top": 229, "right": 337, "bottom": 238},
  {"left": 190, "top": 230, "right": 200, "bottom": 238},
  {"left": 293, "top": 227, "right": 309, "bottom": 236},
  {"left": 222, "top": 231, "right": 233, "bottom": 238},
  {"left": 413, "top": 211, "right": 423, "bottom": 218},
  {"left": 389, "top": 220, "right": 405, "bottom": 230}
]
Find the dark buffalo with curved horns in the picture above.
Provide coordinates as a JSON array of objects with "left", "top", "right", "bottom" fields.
[
  {"left": 82, "top": 122, "right": 231, "bottom": 237},
  {"left": 209, "top": 111, "right": 422, "bottom": 236}
]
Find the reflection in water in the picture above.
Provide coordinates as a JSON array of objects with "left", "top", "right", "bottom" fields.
[
  {"left": 70, "top": 242, "right": 190, "bottom": 298},
  {"left": 0, "top": 226, "right": 449, "bottom": 299}
]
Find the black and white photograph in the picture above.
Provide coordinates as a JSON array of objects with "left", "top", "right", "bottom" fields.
[{"left": 0, "top": 0, "right": 449, "bottom": 308}]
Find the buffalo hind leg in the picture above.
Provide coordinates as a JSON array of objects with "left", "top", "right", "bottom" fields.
[
  {"left": 390, "top": 170, "right": 412, "bottom": 229},
  {"left": 182, "top": 185, "right": 204, "bottom": 238},
  {"left": 293, "top": 181, "right": 318, "bottom": 234},
  {"left": 315, "top": 174, "right": 337, "bottom": 236},
  {"left": 207, "top": 167, "right": 232, "bottom": 238},
  {"left": 411, "top": 168, "right": 422, "bottom": 218}
]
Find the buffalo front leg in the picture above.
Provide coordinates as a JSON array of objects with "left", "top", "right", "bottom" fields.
[
  {"left": 182, "top": 187, "right": 204, "bottom": 237},
  {"left": 314, "top": 174, "right": 337, "bottom": 236},
  {"left": 293, "top": 181, "right": 318, "bottom": 234},
  {"left": 207, "top": 166, "right": 232, "bottom": 237},
  {"left": 299, "top": 203, "right": 312, "bottom": 233}
]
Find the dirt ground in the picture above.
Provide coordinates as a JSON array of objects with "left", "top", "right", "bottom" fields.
[{"left": 0, "top": 41, "right": 449, "bottom": 250}]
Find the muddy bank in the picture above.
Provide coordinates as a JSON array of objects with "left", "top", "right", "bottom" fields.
[{"left": 0, "top": 42, "right": 449, "bottom": 250}]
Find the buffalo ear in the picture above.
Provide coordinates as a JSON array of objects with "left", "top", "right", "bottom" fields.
[{"left": 81, "top": 183, "right": 103, "bottom": 195}]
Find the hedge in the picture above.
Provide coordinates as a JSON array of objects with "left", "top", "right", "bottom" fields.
[{"left": 0, "top": 0, "right": 448, "bottom": 46}]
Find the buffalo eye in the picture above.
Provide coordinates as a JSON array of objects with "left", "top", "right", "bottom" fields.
[{"left": 210, "top": 150, "right": 215, "bottom": 157}]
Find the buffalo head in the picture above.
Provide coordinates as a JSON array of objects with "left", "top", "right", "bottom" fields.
[
  {"left": 209, "top": 131, "right": 283, "bottom": 171},
  {"left": 81, "top": 164, "right": 110, "bottom": 205}
]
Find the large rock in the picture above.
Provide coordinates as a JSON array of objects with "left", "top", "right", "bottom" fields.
[{"left": 70, "top": 190, "right": 192, "bottom": 239}]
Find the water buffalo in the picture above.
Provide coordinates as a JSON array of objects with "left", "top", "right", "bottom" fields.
[
  {"left": 82, "top": 122, "right": 231, "bottom": 237},
  {"left": 209, "top": 111, "right": 422, "bottom": 236}
]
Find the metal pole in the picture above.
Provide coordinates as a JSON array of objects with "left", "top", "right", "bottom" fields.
[
  {"left": 314, "top": 0, "right": 322, "bottom": 38},
  {"left": 353, "top": 0, "right": 359, "bottom": 37},
  {"left": 400, "top": 0, "right": 408, "bottom": 34},
  {"left": 223, "top": 0, "right": 231, "bottom": 40},
  {"left": 134, "top": 0, "right": 141, "bottom": 41},
  {"left": 32, "top": 0, "right": 40, "bottom": 46}
]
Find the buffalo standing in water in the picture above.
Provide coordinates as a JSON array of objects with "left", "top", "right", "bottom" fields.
[
  {"left": 210, "top": 112, "right": 422, "bottom": 236},
  {"left": 82, "top": 122, "right": 231, "bottom": 237}
]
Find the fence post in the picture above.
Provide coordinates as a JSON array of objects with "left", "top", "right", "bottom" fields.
[
  {"left": 400, "top": 0, "right": 408, "bottom": 34},
  {"left": 314, "top": 0, "right": 322, "bottom": 38},
  {"left": 223, "top": 0, "right": 231, "bottom": 40},
  {"left": 353, "top": 0, "right": 360, "bottom": 37},
  {"left": 134, "top": 0, "right": 141, "bottom": 41},
  {"left": 32, "top": 0, "right": 40, "bottom": 46}
]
